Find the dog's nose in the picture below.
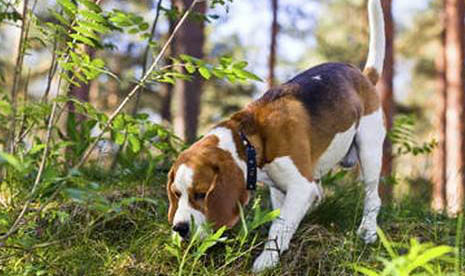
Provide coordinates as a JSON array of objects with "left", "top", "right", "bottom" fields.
[{"left": 172, "top": 222, "right": 189, "bottom": 239}]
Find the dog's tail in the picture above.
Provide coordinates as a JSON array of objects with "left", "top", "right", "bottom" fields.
[{"left": 363, "top": 0, "right": 385, "bottom": 85}]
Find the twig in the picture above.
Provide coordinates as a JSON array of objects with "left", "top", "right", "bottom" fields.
[
  {"left": 41, "top": 35, "right": 58, "bottom": 101},
  {"left": 132, "top": 0, "right": 164, "bottom": 115},
  {"left": 9, "top": 0, "right": 29, "bottom": 154},
  {"left": 0, "top": 98, "right": 59, "bottom": 242},
  {"left": 75, "top": 0, "right": 200, "bottom": 169},
  {"left": 12, "top": 69, "right": 30, "bottom": 150}
]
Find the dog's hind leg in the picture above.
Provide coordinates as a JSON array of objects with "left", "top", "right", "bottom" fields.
[{"left": 355, "top": 108, "right": 386, "bottom": 244}]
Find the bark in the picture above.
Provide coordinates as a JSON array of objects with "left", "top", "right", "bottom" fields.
[
  {"left": 173, "top": 0, "right": 206, "bottom": 143},
  {"left": 267, "top": 0, "right": 279, "bottom": 88},
  {"left": 444, "top": 0, "right": 465, "bottom": 217},
  {"left": 160, "top": 19, "right": 176, "bottom": 123},
  {"left": 432, "top": 19, "right": 447, "bottom": 213},
  {"left": 377, "top": 0, "right": 394, "bottom": 200}
]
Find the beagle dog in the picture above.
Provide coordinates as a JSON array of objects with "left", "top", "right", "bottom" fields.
[{"left": 166, "top": 0, "right": 386, "bottom": 272}]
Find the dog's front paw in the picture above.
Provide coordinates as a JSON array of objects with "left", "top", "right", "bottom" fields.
[
  {"left": 357, "top": 225, "right": 377, "bottom": 244},
  {"left": 252, "top": 250, "right": 279, "bottom": 273}
]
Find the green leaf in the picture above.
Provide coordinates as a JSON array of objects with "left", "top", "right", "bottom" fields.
[
  {"left": 198, "top": 67, "right": 211, "bottom": 80},
  {"left": 29, "top": 144, "right": 46, "bottom": 155},
  {"left": 79, "top": 20, "right": 110, "bottom": 34},
  {"left": 196, "top": 226, "right": 227, "bottom": 255},
  {"left": 185, "top": 63, "right": 196, "bottom": 74},
  {"left": 58, "top": 0, "right": 78, "bottom": 14},
  {"left": 114, "top": 132, "right": 125, "bottom": 145},
  {"left": 0, "top": 152, "right": 24, "bottom": 172},
  {"left": 128, "top": 135, "right": 141, "bottom": 152},
  {"left": 352, "top": 265, "right": 380, "bottom": 276},
  {"left": 405, "top": 245, "right": 453, "bottom": 273},
  {"left": 81, "top": 10, "right": 106, "bottom": 23},
  {"left": 73, "top": 26, "right": 99, "bottom": 40},
  {"left": 51, "top": 11, "right": 70, "bottom": 27},
  {"left": 78, "top": 0, "right": 102, "bottom": 12},
  {"left": 70, "top": 33, "right": 95, "bottom": 47},
  {"left": 377, "top": 227, "right": 397, "bottom": 259},
  {"left": 139, "top": 22, "right": 149, "bottom": 31},
  {"left": 0, "top": 100, "right": 12, "bottom": 116}
]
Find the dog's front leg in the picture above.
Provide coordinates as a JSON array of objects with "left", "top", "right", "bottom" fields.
[{"left": 252, "top": 157, "right": 322, "bottom": 273}]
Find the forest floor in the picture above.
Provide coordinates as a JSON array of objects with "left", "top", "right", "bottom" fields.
[{"left": 1, "top": 164, "right": 464, "bottom": 276}]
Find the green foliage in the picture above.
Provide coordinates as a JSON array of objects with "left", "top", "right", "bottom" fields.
[
  {"left": 0, "top": 0, "right": 22, "bottom": 23},
  {"left": 152, "top": 54, "right": 262, "bottom": 85},
  {"left": 354, "top": 228, "right": 455, "bottom": 276},
  {"left": 388, "top": 115, "right": 438, "bottom": 157},
  {"left": 165, "top": 197, "right": 279, "bottom": 275}
]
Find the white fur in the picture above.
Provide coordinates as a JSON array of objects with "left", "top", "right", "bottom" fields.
[
  {"left": 253, "top": 109, "right": 385, "bottom": 271},
  {"left": 313, "top": 124, "right": 357, "bottom": 179},
  {"left": 365, "top": 0, "right": 385, "bottom": 75},
  {"left": 355, "top": 108, "right": 385, "bottom": 243},
  {"left": 208, "top": 127, "right": 247, "bottom": 180},
  {"left": 172, "top": 164, "right": 206, "bottom": 229},
  {"left": 253, "top": 157, "right": 323, "bottom": 272}
]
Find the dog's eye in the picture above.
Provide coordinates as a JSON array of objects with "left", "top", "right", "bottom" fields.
[
  {"left": 174, "top": 191, "right": 181, "bottom": 198},
  {"left": 194, "top": 193, "right": 206, "bottom": 201}
]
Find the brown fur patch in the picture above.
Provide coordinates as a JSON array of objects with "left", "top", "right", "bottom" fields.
[
  {"left": 166, "top": 134, "right": 249, "bottom": 228},
  {"left": 363, "top": 66, "right": 380, "bottom": 85},
  {"left": 167, "top": 62, "right": 383, "bottom": 228}
]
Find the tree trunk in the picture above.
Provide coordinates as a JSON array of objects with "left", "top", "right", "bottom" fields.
[
  {"left": 432, "top": 17, "right": 447, "bottom": 213},
  {"left": 173, "top": 0, "right": 206, "bottom": 143},
  {"left": 267, "top": 0, "right": 279, "bottom": 88},
  {"left": 160, "top": 19, "right": 176, "bottom": 123},
  {"left": 445, "top": 0, "right": 465, "bottom": 217},
  {"left": 377, "top": 0, "right": 394, "bottom": 200}
]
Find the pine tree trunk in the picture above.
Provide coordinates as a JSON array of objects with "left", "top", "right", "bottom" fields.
[
  {"left": 377, "top": 0, "right": 394, "bottom": 200},
  {"left": 173, "top": 0, "right": 206, "bottom": 143},
  {"left": 445, "top": 0, "right": 465, "bottom": 217},
  {"left": 432, "top": 18, "right": 447, "bottom": 213},
  {"left": 160, "top": 19, "right": 176, "bottom": 123},
  {"left": 267, "top": 0, "right": 278, "bottom": 88}
]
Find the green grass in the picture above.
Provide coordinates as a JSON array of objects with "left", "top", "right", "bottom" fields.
[{"left": 1, "top": 166, "right": 464, "bottom": 276}]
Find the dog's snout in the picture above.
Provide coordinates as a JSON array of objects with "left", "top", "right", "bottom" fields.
[{"left": 172, "top": 222, "right": 189, "bottom": 239}]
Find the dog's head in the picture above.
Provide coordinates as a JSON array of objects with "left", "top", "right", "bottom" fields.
[{"left": 166, "top": 135, "right": 249, "bottom": 239}]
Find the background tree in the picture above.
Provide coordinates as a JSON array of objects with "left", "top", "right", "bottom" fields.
[
  {"left": 432, "top": 12, "right": 447, "bottom": 212},
  {"left": 267, "top": 0, "right": 278, "bottom": 88},
  {"left": 173, "top": 0, "right": 206, "bottom": 143},
  {"left": 444, "top": 0, "right": 464, "bottom": 217},
  {"left": 378, "top": 0, "right": 394, "bottom": 200}
]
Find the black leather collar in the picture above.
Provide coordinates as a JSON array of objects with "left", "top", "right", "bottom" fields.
[{"left": 239, "top": 131, "right": 257, "bottom": 191}]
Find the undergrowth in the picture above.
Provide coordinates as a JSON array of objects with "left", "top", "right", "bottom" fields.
[{"left": 1, "top": 165, "right": 463, "bottom": 275}]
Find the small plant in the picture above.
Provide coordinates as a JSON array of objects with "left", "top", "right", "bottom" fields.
[
  {"left": 389, "top": 114, "right": 437, "bottom": 157},
  {"left": 354, "top": 227, "right": 455, "bottom": 276},
  {"left": 165, "top": 197, "right": 280, "bottom": 275}
]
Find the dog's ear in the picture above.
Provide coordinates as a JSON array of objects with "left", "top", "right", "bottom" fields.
[
  {"left": 230, "top": 110, "right": 256, "bottom": 135},
  {"left": 166, "top": 168, "right": 178, "bottom": 224},
  {"left": 205, "top": 159, "right": 249, "bottom": 228}
]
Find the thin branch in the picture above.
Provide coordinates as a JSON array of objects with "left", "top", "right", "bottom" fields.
[
  {"left": 132, "top": 0, "right": 164, "bottom": 115},
  {"left": 75, "top": 0, "right": 200, "bottom": 169},
  {"left": 12, "top": 69, "right": 30, "bottom": 150},
  {"left": 0, "top": 95, "right": 59, "bottom": 242},
  {"left": 41, "top": 36, "right": 59, "bottom": 101},
  {"left": 9, "top": 0, "right": 29, "bottom": 154}
]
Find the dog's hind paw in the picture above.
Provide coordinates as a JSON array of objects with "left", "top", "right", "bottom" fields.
[
  {"left": 252, "top": 250, "right": 279, "bottom": 273},
  {"left": 357, "top": 226, "right": 377, "bottom": 244}
]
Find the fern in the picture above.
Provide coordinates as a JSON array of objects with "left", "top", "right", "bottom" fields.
[{"left": 388, "top": 114, "right": 437, "bottom": 157}]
